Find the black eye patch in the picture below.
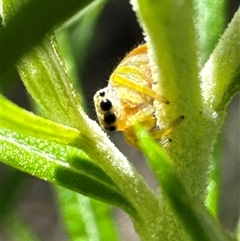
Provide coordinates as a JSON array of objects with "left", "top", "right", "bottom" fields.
[
  {"left": 104, "top": 112, "right": 116, "bottom": 124},
  {"left": 99, "top": 91, "right": 105, "bottom": 97},
  {"left": 105, "top": 125, "right": 116, "bottom": 131},
  {"left": 100, "top": 99, "right": 112, "bottom": 111}
]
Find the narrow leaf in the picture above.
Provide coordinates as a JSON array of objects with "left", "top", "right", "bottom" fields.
[
  {"left": 56, "top": 0, "right": 108, "bottom": 110},
  {"left": 56, "top": 187, "right": 119, "bottom": 241},
  {"left": 15, "top": 28, "right": 159, "bottom": 231},
  {"left": 90, "top": 199, "right": 119, "bottom": 241},
  {"left": 17, "top": 34, "right": 86, "bottom": 128},
  {"left": 0, "top": 0, "right": 96, "bottom": 77},
  {"left": 193, "top": 0, "right": 227, "bottom": 66},
  {"left": 135, "top": 125, "right": 234, "bottom": 241},
  {"left": 1, "top": 95, "right": 83, "bottom": 147},
  {"left": 3, "top": 213, "right": 41, "bottom": 241},
  {"left": 200, "top": 8, "right": 240, "bottom": 111},
  {"left": 0, "top": 168, "right": 26, "bottom": 223},
  {"left": 0, "top": 128, "right": 136, "bottom": 216},
  {"left": 2, "top": 0, "right": 161, "bottom": 229},
  {"left": 205, "top": 135, "right": 222, "bottom": 218}
]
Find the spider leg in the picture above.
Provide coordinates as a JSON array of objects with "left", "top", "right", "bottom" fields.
[
  {"left": 110, "top": 71, "right": 169, "bottom": 104},
  {"left": 124, "top": 115, "right": 184, "bottom": 148},
  {"left": 123, "top": 108, "right": 156, "bottom": 148},
  {"left": 150, "top": 115, "right": 184, "bottom": 139}
]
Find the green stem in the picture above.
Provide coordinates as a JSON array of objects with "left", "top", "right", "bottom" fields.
[
  {"left": 131, "top": 1, "right": 237, "bottom": 240},
  {"left": 1, "top": 1, "right": 162, "bottom": 238}
]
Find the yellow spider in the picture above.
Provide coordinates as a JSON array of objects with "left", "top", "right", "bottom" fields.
[{"left": 94, "top": 44, "right": 183, "bottom": 148}]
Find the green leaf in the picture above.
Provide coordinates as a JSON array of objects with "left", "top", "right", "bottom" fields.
[
  {"left": 17, "top": 34, "right": 86, "bottom": 128},
  {"left": 57, "top": 0, "right": 108, "bottom": 80},
  {"left": 237, "top": 221, "right": 240, "bottom": 240},
  {"left": 1, "top": 96, "right": 151, "bottom": 226},
  {"left": 0, "top": 167, "right": 26, "bottom": 223},
  {"left": 2, "top": 95, "right": 119, "bottom": 188},
  {"left": 219, "top": 71, "right": 240, "bottom": 111},
  {"left": 135, "top": 124, "right": 234, "bottom": 241},
  {"left": 205, "top": 135, "right": 222, "bottom": 218},
  {"left": 0, "top": 128, "right": 136, "bottom": 216},
  {"left": 200, "top": 8, "right": 240, "bottom": 111},
  {"left": 90, "top": 199, "right": 119, "bottom": 241},
  {"left": 0, "top": 0, "right": 98, "bottom": 78},
  {"left": 56, "top": 187, "right": 119, "bottom": 241},
  {"left": 2, "top": 213, "right": 41, "bottom": 241},
  {"left": 2, "top": 1, "right": 167, "bottom": 238},
  {"left": 7, "top": 15, "right": 159, "bottom": 234},
  {"left": 1, "top": 94, "right": 84, "bottom": 147},
  {"left": 56, "top": 0, "right": 109, "bottom": 110},
  {"left": 55, "top": 30, "right": 87, "bottom": 108},
  {"left": 193, "top": 0, "right": 228, "bottom": 222},
  {"left": 131, "top": 2, "right": 222, "bottom": 240},
  {"left": 193, "top": 0, "right": 227, "bottom": 66}
]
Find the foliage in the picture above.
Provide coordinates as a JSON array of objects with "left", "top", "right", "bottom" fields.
[{"left": 1, "top": 0, "right": 239, "bottom": 240}]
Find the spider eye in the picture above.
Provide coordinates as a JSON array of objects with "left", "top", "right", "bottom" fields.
[
  {"left": 100, "top": 99, "right": 112, "bottom": 111},
  {"left": 99, "top": 91, "right": 105, "bottom": 97},
  {"left": 106, "top": 126, "right": 116, "bottom": 132},
  {"left": 104, "top": 112, "right": 116, "bottom": 124}
]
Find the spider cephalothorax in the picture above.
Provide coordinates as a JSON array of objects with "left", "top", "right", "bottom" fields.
[{"left": 94, "top": 44, "right": 182, "bottom": 148}]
